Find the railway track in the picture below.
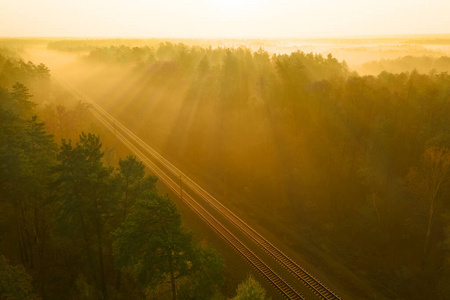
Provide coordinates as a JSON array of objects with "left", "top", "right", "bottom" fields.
[
  {"left": 58, "top": 77, "right": 340, "bottom": 299},
  {"left": 58, "top": 77, "right": 304, "bottom": 299}
]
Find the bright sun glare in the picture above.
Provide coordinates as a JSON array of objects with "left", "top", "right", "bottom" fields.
[
  {"left": 212, "top": 0, "right": 258, "bottom": 13},
  {"left": 0, "top": 0, "right": 449, "bottom": 37}
]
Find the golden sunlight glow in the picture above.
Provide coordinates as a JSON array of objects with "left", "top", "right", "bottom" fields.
[
  {"left": 211, "top": 0, "right": 259, "bottom": 14},
  {"left": 0, "top": 0, "right": 449, "bottom": 38}
]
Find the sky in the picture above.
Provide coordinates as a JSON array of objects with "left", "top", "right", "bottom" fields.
[{"left": 1, "top": 0, "right": 449, "bottom": 38}]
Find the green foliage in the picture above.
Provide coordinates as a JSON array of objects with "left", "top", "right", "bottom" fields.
[
  {"left": 113, "top": 194, "right": 193, "bottom": 289},
  {"left": 0, "top": 83, "right": 57, "bottom": 300},
  {"left": 55, "top": 132, "right": 112, "bottom": 230},
  {"left": 0, "top": 256, "right": 37, "bottom": 299},
  {"left": 0, "top": 108, "right": 27, "bottom": 194},
  {"left": 75, "top": 42, "right": 450, "bottom": 298},
  {"left": 114, "top": 155, "right": 157, "bottom": 227},
  {"left": 119, "top": 155, "right": 145, "bottom": 184},
  {"left": 0, "top": 82, "right": 37, "bottom": 118},
  {"left": 178, "top": 245, "right": 225, "bottom": 300},
  {"left": 113, "top": 189, "right": 224, "bottom": 299},
  {"left": 0, "top": 54, "right": 50, "bottom": 88},
  {"left": 3, "top": 41, "right": 450, "bottom": 298},
  {"left": 0, "top": 62, "right": 226, "bottom": 300},
  {"left": 233, "top": 275, "right": 266, "bottom": 300},
  {"left": 74, "top": 274, "right": 98, "bottom": 300},
  {"left": 54, "top": 132, "right": 114, "bottom": 298}
]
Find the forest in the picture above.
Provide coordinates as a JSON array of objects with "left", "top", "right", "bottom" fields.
[
  {"left": 1, "top": 38, "right": 450, "bottom": 299},
  {"left": 0, "top": 48, "right": 271, "bottom": 299},
  {"left": 359, "top": 56, "right": 450, "bottom": 75}
]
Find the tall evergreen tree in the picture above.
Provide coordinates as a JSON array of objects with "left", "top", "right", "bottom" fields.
[
  {"left": 55, "top": 132, "right": 113, "bottom": 299},
  {"left": 113, "top": 194, "right": 195, "bottom": 300}
]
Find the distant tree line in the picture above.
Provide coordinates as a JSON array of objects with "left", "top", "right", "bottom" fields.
[{"left": 360, "top": 55, "right": 450, "bottom": 75}]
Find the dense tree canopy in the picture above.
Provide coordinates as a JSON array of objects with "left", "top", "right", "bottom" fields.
[
  {"left": 1, "top": 41, "right": 450, "bottom": 299},
  {"left": 0, "top": 75, "right": 226, "bottom": 299},
  {"left": 72, "top": 42, "right": 450, "bottom": 299},
  {"left": 0, "top": 255, "right": 37, "bottom": 300}
]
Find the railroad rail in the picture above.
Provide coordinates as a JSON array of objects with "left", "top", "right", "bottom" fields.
[
  {"left": 58, "top": 76, "right": 341, "bottom": 299},
  {"left": 57, "top": 77, "right": 304, "bottom": 300}
]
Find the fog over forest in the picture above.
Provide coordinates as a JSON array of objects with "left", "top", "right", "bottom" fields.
[{"left": 0, "top": 1, "right": 450, "bottom": 300}]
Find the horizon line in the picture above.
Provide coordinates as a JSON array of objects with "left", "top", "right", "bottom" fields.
[{"left": 1, "top": 33, "right": 450, "bottom": 40}]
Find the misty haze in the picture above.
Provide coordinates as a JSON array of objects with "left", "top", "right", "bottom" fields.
[{"left": 0, "top": 1, "right": 449, "bottom": 300}]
